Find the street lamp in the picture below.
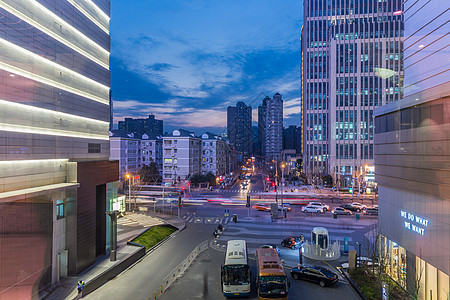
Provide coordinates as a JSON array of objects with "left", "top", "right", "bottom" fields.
[
  {"left": 281, "top": 163, "right": 285, "bottom": 218},
  {"left": 356, "top": 242, "right": 361, "bottom": 267},
  {"left": 125, "top": 173, "right": 132, "bottom": 211}
]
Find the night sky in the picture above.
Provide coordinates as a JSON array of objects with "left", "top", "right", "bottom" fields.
[{"left": 110, "top": 1, "right": 303, "bottom": 134}]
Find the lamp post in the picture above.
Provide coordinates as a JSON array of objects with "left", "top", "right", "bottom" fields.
[
  {"left": 356, "top": 242, "right": 361, "bottom": 267},
  {"left": 126, "top": 173, "right": 132, "bottom": 211}
]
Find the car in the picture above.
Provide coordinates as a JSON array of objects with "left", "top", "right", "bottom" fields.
[
  {"left": 290, "top": 265, "right": 338, "bottom": 287},
  {"left": 331, "top": 207, "right": 352, "bottom": 215},
  {"left": 253, "top": 203, "right": 270, "bottom": 211},
  {"left": 270, "top": 204, "right": 291, "bottom": 212},
  {"left": 302, "top": 206, "right": 323, "bottom": 213},
  {"left": 261, "top": 244, "right": 281, "bottom": 255},
  {"left": 281, "top": 237, "right": 299, "bottom": 249},
  {"left": 309, "top": 202, "right": 330, "bottom": 212},
  {"left": 351, "top": 202, "right": 366, "bottom": 210},
  {"left": 364, "top": 205, "right": 379, "bottom": 215},
  {"left": 340, "top": 204, "right": 361, "bottom": 212}
]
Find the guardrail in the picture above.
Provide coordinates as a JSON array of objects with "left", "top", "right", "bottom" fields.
[
  {"left": 160, "top": 240, "right": 209, "bottom": 295},
  {"left": 302, "top": 240, "right": 341, "bottom": 261}
]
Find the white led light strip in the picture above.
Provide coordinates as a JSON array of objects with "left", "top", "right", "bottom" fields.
[
  {"left": 0, "top": 37, "right": 109, "bottom": 104},
  {"left": 0, "top": 123, "right": 109, "bottom": 140},
  {"left": 0, "top": 0, "right": 109, "bottom": 69},
  {"left": 0, "top": 99, "right": 109, "bottom": 125},
  {"left": 0, "top": 159, "right": 68, "bottom": 164},
  {"left": 67, "top": 0, "right": 109, "bottom": 34}
]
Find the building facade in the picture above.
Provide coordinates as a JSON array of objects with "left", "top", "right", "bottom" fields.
[
  {"left": 227, "top": 102, "right": 252, "bottom": 161},
  {"left": 0, "top": 0, "right": 118, "bottom": 298},
  {"left": 265, "top": 93, "right": 284, "bottom": 162},
  {"left": 374, "top": 2, "right": 450, "bottom": 299},
  {"left": 109, "top": 131, "right": 162, "bottom": 177},
  {"left": 162, "top": 129, "right": 201, "bottom": 184},
  {"left": 283, "top": 125, "right": 302, "bottom": 155},
  {"left": 200, "top": 132, "right": 227, "bottom": 176},
  {"left": 302, "top": 0, "right": 403, "bottom": 181},
  {"left": 118, "top": 114, "right": 163, "bottom": 136},
  {"left": 258, "top": 96, "right": 269, "bottom": 159}
]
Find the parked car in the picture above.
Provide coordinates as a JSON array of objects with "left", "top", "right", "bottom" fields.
[
  {"left": 331, "top": 207, "right": 352, "bottom": 215},
  {"left": 290, "top": 265, "right": 338, "bottom": 287},
  {"left": 309, "top": 202, "right": 330, "bottom": 212},
  {"left": 340, "top": 204, "right": 361, "bottom": 212},
  {"left": 302, "top": 206, "right": 323, "bottom": 213},
  {"left": 253, "top": 203, "right": 270, "bottom": 211},
  {"left": 281, "top": 237, "right": 299, "bottom": 249},
  {"left": 364, "top": 205, "right": 379, "bottom": 215},
  {"left": 261, "top": 244, "right": 281, "bottom": 255}
]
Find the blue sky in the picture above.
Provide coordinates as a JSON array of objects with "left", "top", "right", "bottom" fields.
[{"left": 110, "top": 1, "right": 303, "bottom": 134}]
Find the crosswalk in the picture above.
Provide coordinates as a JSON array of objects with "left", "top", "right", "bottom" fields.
[
  {"left": 216, "top": 189, "right": 263, "bottom": 194},
  {"left": 182, "top": 215, "right": 232, "bottom": 224}
]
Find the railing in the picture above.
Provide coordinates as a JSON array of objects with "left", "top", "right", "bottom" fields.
[
  {"left": 160, "top": 240, "right": 209, "bottom": 294},
  {"left": 302, "top": 240, "right": 341, "bottom": 261}
]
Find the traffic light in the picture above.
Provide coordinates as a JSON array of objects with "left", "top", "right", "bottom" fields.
[
  {"left": 178, "top": 196, "right": 182, "bottom": 207},
  {"left": 349, "top": 187, "right": 353, "bottom": 194},
  {"left": 271, "top": 182, "right": 275, "bottom": 186},
  {"left": 181, "top": 186, "right": 185, "bottom": 191},
  {"left": 246, "top": 195, "right": 250, "bottom": 208},
  {"left": 266, "top": 177, "right": 270, "bottom": 182}
]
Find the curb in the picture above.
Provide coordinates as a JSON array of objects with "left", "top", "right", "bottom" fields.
[{"left": 340, "top": 270, "right": 368, "bottom": 300}]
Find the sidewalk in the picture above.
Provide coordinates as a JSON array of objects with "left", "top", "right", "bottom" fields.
[{"left": 42, "top": 212, "right": 185, "bottom": 300}]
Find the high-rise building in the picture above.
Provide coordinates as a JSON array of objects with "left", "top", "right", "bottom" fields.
[
  {"left": 374, "top": 3, "right": 450, "bottom": 298},
  {"left": 302, "top": 0, "right": 403, "bottom": 182},
  {"left": 118, "top": 114, "right": 163, "bottom": 136},
  {"left": 265, "top": 93, "right": 284, "bottom": 162},
  {"left": 283, "top": 125, "right": 302, "bottom": 155},
  {"left": 258, "top": 96, "right": 269, "bottom": 158},
  {"left": 227, "top": 102, "right": 252, "bottom": 161},
  {"left": 0, "top": 0, "right": 118, "bottom": 297}
]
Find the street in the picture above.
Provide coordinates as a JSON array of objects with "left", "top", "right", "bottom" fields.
[{"left": 85, "top": 174, "right": 377, "bottom": 300}]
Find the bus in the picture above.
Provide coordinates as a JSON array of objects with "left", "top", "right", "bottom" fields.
[
  {"left": 256, "top": 247, "right": 289, "bottom": 300},
  {"left": 221, "top": 240, "right": 251, "bottom": 297}
]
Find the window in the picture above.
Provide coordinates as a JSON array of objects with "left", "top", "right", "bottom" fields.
[
  {"left": 88, "top": 143, "right": 101, "bottom": 153},
  {"left": 56, "top": 199, "right": 65, "bottom": 219}
]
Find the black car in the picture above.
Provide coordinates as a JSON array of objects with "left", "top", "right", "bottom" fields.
[
  {"left": 340, "top": 204, "right": 361, "bottom": 212},
  {"left": 290, "top": 265, "right": 338, "bottom": 287}
]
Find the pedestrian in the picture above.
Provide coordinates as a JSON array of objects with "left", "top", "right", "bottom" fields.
[
  {"left": 77, "top": 280, "right": 85, "bottom": 294},
  {"left": 300, "top": 234, "right": 304, "bottom": 243}
]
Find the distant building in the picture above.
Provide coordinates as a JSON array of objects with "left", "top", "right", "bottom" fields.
[
  {"left": 109, "top": 131, "right": 163, "bottom": 176},
  {"left": 201, "top": 132, "right": 227, "bottom": 176},
  {"left": 227, "top": 102, "right": 252, "bottom": 161},
  {"left": 265, "top": 93, "right": 284, "bottom": 162},
  {"left": 118, "top": 114, "right": 163, "bottom": 136},
  {"left": 283, "top": 125, "right": 301, "bottom": 155},
  {"left": 162, "top": 129, "right": 201, "bottom": 184},
  {"left": 258, "top": 96, "right": 269, "bottom": 159},
  {"left": 252, "top": 125, "right": 261, "bottom": 157}
]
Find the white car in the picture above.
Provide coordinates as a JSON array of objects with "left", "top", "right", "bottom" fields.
[
  {"left": 351, "top": 202, "right": 366, "bottom": 211},
  {"left": 302, "top": 206, "right": 323, "bottom": 213},
  {"left": 308, "top": 202, "right": 330, "bottom": 212}
]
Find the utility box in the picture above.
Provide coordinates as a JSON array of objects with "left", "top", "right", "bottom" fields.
[{"left": 349, "top": 250, "right": 357, "bottom": 269}]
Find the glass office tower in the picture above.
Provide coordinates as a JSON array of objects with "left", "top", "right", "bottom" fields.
[
  {"left": 0, "top": 1, "right": 118, "bottom": 298},
  {"left": 302, "top": 0, "right": 403, "bottom": 184}
]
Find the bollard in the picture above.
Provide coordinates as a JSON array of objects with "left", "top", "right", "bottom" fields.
[
  {"left": 155, "top": 291, "right": 157, "bottom": 300},
  {"left": 160, "top": 285, "right": 163, "bottom": 295}
]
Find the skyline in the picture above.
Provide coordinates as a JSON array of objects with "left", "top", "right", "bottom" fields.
[{"left": 110, "top": 0, "right": 303, "bottom": 134}]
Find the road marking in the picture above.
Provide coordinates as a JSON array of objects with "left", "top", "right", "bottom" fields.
[
  {"left": 205, "top": 217, "right": 213, "bottom": 224},
  {"left": 194, "top": 217, "right": 203, "bottom": 224}
]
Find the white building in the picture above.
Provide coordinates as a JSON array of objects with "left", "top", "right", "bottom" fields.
[
  {"left": 163, "top": 129, "right": 201, "bottom": 184},
  {"left": 201, "top": 132, "right": 227, "bottom": 176},
  {"left": 265, "top": 93, "right": 284, "bottom": 162},
  {"left": 110, "top": 131, "right": 163, "bottom": 178}
]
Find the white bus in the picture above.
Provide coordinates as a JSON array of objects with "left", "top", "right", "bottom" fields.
[{"left": 221, "top": 240, "right": 251, "bottom": 297}]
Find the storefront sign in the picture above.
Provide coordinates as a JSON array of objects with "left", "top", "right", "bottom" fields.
[{"left": 400, "top": 210, "right": 429, "bottom": 235}]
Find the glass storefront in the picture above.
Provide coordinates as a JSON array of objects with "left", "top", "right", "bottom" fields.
[{"left": 382, "top": 236, "right": 449, "bottom": 300}]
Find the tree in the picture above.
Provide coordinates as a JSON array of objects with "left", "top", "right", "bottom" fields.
[
  {"left": 205, "top": 172, "right": 216, "bottom": 186},
  {"left": 323, "top": 174, "right": 334, "bottom": 187},
  {"left": 138, "top": 162, "right": 161, "bottom": 184}
]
